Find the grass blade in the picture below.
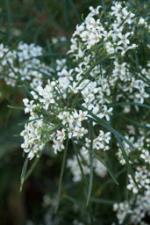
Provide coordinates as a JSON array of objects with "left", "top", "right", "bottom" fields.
[
  {"left": 56, "top": 139, "right": 69, "bottom": 211},
  {"left": 86, "top": 121, "right": 94, "bottom": 206}
]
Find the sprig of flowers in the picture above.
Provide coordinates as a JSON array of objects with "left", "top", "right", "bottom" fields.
[
  {"left": 0, "top": 42, "right": 52, "bottom": 87},
  {"left": 1, "top": 1, "right": 149, "bottom": 224}
]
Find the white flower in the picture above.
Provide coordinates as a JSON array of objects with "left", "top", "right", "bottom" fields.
[{"left": 93, "top": 130, "right": 111, "bottom": 151}]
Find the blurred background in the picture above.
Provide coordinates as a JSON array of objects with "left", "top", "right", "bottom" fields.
[{"left": 0, "top": 0, "right": 149, "bottom": 225}]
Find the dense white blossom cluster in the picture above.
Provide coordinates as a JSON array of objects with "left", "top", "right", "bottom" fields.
[
  {"left": 68, "top": 4, "right": 150, "bottom": 223},
  {"left": 114, "top": 189, "right": 150, "bottom": 225},
  {"left": 0, "top": 42, "right": 51, "bottom": 87},
  {"left": 1, "top": 1, "right": 149, "bottom": 224},
  {"left": 69, "top": 2, "right": 149, "bottom": 58},
  {"left": 19, "top": 5, "right": 150, "bottom": 221}
]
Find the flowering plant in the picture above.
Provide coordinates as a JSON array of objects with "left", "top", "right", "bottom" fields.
[{"left": 1, "top": 1, "right": 150, "bottom": 224}]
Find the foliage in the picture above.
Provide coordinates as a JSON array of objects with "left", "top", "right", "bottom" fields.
[{"left": 0, "top": 1, "right": 150, "bottom": 225}]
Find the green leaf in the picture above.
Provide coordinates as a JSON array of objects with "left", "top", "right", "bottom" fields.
[
  {"left": 20, "top": 155, "right": 40, "bottom": 191},
  {"left": 96, "top": 154, "right": 119, "bottom": 185},
  {"left": 73, "top": 142, "right": 85, "bottom": 181},
  {"left": 55, "top": 139, "right": 69, "bottom": 212},
  {"left": 86, "top": 121, "right": 94, "bottom": 206},
  {"left": 20, "top": 157, "right": 29, "bottom": 192}
]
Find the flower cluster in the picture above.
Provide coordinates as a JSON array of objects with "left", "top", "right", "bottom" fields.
[
  {"left": 114, "top": 189, "right": 150, "bottom": 225},
  {"left": 69, "top": 2, "right": 149, "bottom": 58},
  {"left": 0, "top": 42, "right": 51, "bottom": 87},
  {"left": 1, "top": 1, "right": 149, "bottom": 224},
  {"left": 21, "top": 78, "right": 90, "bottom": 159}
]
